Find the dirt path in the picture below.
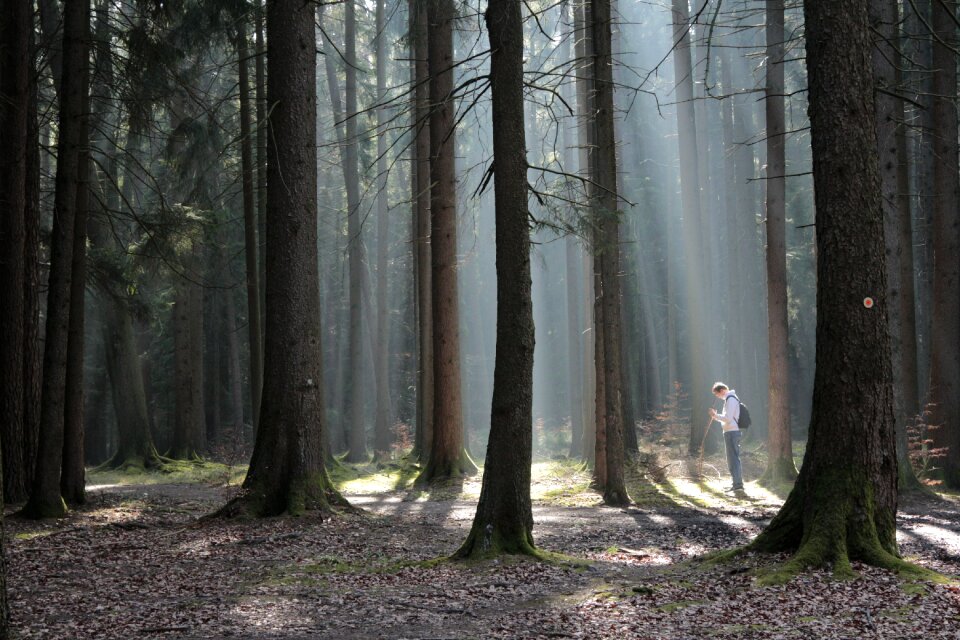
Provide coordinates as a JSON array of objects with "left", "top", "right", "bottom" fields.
[{"left": 6, "top": 479, "right": 960, "bottom": 639}]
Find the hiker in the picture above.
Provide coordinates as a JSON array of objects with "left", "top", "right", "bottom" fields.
[{"left": 708, "top": 382, "right": 744, "bottom": 492}]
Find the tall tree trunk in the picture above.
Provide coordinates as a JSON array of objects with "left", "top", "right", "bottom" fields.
[
  {"left": 237, "top": 25, "right": 263, "bottom": 438},
  {"left": 24, "top": 0, "right": 90, "bottom": 519},
  {"left": 456, "top": 0, "right": 536, "bottom": 558},
  {"left": 750, "top": 0, "right": 904, "bottom": 576},
  {"left": 870, "top": 0, "right": 922, "bottom": 491},
  {"left": 761, "top": 0, "right": 796, "bottom": 486},
  {"left": 218, "top": 0, "right": 346, "bottom": 517},
  {"left": 592, "top": 0, "right": 628, "bottom": 506},
  {"left": 100, "top": 296, "right": 162, "bottom": 470},
  {"left": 255, "top": 2, "right": 267, "bottom": 339},
  {"left": 671, "top": 0, "right": 711, "bottom": 457},
  {"left": 411, "top": 0, "right": 434, "bottom": 461},
  {"left": 373, "top": 0, "right": 393, "bottom": 459},
  {"left": 224, "top": 287, "right": 245, "bottom": 444},
  {"left": 417, "top": 0, "right": 478, "bottom": 482},
  {"left": 62, "top": 128, "right": 90, "bottom": 506},
  {"left": 927, "top": 0, "right": 960, "bottom": 487},
  {"left": 171, "top": 265, "right": 206, "bottom": 460},
  {"left": 574, "top": 0, "right": 597, "bottom": 465},
  {"left": 343, "top": 0, "right": 369, "bottom": 463},
  {"left": 0, "top": 0, "right": 33, "bottom": 504}
]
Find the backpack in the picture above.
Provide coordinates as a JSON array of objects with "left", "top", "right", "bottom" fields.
[{"left": 730, "top": 393, "right": 751, "bottom": 430}]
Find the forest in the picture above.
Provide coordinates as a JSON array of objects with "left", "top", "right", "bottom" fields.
[{"left": 1, "top": 0, "right": 960, "bottom": 637}]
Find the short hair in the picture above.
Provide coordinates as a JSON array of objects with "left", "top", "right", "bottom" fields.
[{"left": 712, "top": 382, "right": 729, "bottom": 393}]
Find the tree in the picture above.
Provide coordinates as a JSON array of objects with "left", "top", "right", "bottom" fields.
[
  {"left": 218, "top": 0, "right": 346, "bottom": 517},
  {"left": 0, "top": 0, "right": 34, "bottom": 504},
  {"left": 456, "top": 0, "right": 536, "bottom": 558},
  {"left": 343, "top": 0, "right": 369, "bottom": 463},
  {"left": 670, "top": 0, "right": 711, "bottom": 458},
  {"left": 236, "top": 21, "right": 263, "bottom": 437},
  {"left": 416, "top": 0, "right": 478, "bottom": 483},
  {"left": 410, "top": 0, "right": 433, "bottom": 460},
  {"left": 749, "top": 0, "right": 908, "bottom": 576},
  {"left": 373, "top": 0, "right": 394, "bottom": 460},
  {"left": 927, "top": 0, "right": 960, "bottom": 488},
  {"left": 870, "top": 0, "right": 921, "bottom": 490},
  {"left": 592, "top": 0, "right": 628, "bottom": 506},
  {"left": 23, "top": 0, "right": 90, "bottom": 519},
  {"left": 760, "top": 0, "right": 797, "bottom": 486}
]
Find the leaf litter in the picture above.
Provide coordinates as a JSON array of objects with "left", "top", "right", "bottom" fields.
[{"left": 5, "top": 471, "right": 960, "bottom": 639}]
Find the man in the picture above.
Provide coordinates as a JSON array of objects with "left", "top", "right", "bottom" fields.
[{"left": 709, "top": 382, "right": 744, "bottom": 492}]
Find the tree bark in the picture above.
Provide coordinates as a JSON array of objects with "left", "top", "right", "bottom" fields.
[
  {"left": 0, "top": 0, "right": 33, "bottom": 504},
  {"left": 870, "top": 0, "right": 922, "bottom": 491},
  {"left": 373, "top": 0, "right": 394, "bottom": 459},
  {"left": 927, "top": 0, "right": 960, "bottom": 487},
  {"left": 343, "top": 0, "right": 369, "bottom": 463},
  {"left": 237, "top": 25, "right": 263, "bottom": 437},
  {"left": 416, "top": 0, "right": 478, "bottom": 482},
  {"left": 750, "top": 0, "right": 903, "bottom": 576},
  {"left": 171, "top": 263, "right": 206, "bottom": 460},
  {"left": 62, "top": 120, "right": 90, "bottom": 506},
  {"left": 24, "top": 0, "right": 90, "bottom": 519},
  {"left": 218, "top": 0, "right": 346, "bottom": 517},
  {"left": 761, "top": 0, "right": 797, "bottom": 485},
  {"left": 100, "top": 296, "right": 163, "bottom": 471},
  {"left": 456, "top": 0, "right": 536, "bottom": 558},
  {"left": 671, "top": 0, "right": 711, "bottom": 457},
  {"left": 411, "top": 0, "right": 434, "bottom": 461},
  {"left": 592, "top": 0, "right": 629, "bottom": 506}
]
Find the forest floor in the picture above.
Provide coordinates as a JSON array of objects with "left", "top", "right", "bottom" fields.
[{"left": 6, "top": 449, "right": 960, "bottom": 639}]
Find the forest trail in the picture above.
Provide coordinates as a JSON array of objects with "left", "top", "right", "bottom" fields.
[{"left": 7, "top": 469, "right": 960, "bottom": 639}]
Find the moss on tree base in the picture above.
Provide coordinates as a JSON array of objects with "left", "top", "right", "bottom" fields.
[
  {"left": 18, "top": 495, "right": 68, "bottom": 520},
  {"left": 414, "top": 448, "right": 478, "bottom": 487},
  {"left": 214, "top": 471, "right": 352, "bottom": 519}
]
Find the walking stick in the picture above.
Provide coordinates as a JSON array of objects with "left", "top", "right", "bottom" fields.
[{"left": 696, "top": 398, "right": 722, "bottom": 478}]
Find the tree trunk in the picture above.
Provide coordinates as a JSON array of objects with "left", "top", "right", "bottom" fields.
[
  {"left": 218, "top": 0, "right": 346, "bottom": 517},
  {"left": 927, "top": 0, "right": 960, "bottom": 487},
  {"left": 574, "top": 0, "right": 597, "bottom": 466},
  {"left": 0, "top": 0, "right": 33, "bottom": 504},
  {"left": 171, "top": 269, "right": 206, "bottom": 460},
  {"left": 671, "top": 0, "right": 711, "bottom": 457},
  {"left": 224, "top": 287, "right": 245, "bottom": 445},
  {"left": 750, "top": 0, "right": 904, "bottom": 577},
  {"left": 456, "top": 0, "right": 536, "bottom": 558},
  {"left": 760, "top": 0, "right": 797, "bottom": 486},
  {"left": 373, "top": 0, "right": 393, "bottom": 459},
  {"left": 255, "top": 3, "right": 267, "bottom": 340},
  {"left": 24, "top": 0, "right": 90, "bottom": 519},
  {"left": 62, "top": 129, "right": 90, "bottom": 506},
  {"left": 100, "top": 296, "right": 162, "bottom": 470},
  {"left": 592, "top": 0, "right": 629, "bottom": 506},
  {"left": 343, "top": 0, "right": 369, "bottom": 463},
  {"left": 870, "top": 0, "right": 922, "bottom": 491},
  {"left": 411, "top": 0, "right": 434, "bottom": 461},
  {"left": 237, "top": 25, "right": 263, "bottom": 438},
  {"left": 416, "top": 0, "right": 477, "bottom": 482}
]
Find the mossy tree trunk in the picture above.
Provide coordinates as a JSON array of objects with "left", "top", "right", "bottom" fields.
[
  {"left": 218, "top": 0, "right": 346, "bottom": 518},
  {"left": 456, "top": 0, "right": 536, "bottom": 558},
  {"left": 750, "top": 0, "right": 902, "bottom": 576},
  {"left": 171, "top": 269, "right": 206, "bottom": 461},
  {"left": 416, "top": 0, "right": 477, "bottom": 483}
]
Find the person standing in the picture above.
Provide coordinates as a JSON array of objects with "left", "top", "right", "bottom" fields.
[{"left": 709, "top": 382, "right": 744, "bottom": 492}]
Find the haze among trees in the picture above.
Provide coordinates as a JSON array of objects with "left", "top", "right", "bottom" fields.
[{"left": 1, "top": 0, "right": 959, "bottom": 636}]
